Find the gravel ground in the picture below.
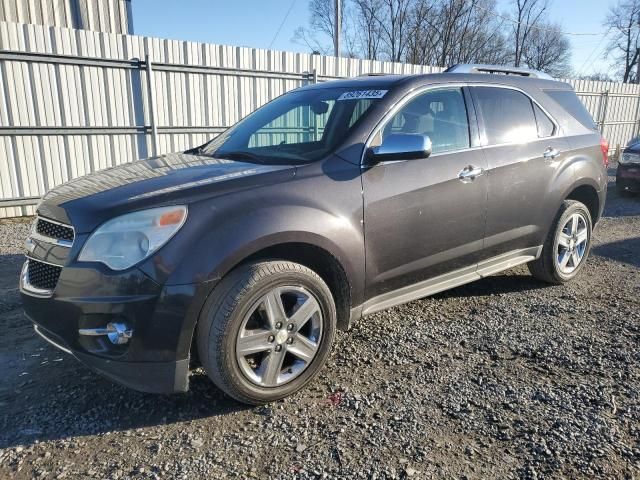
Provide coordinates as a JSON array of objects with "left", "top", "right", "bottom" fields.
[{"left": 0, "top": 166, "right": 639, "bottom": 479}]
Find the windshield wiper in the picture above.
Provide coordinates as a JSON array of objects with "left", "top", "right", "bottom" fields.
[
  {"left": 185, "top": 144, "right": 205, "bottom": 155},
  {"left": 214, "top": 151, "right": 266, "bottom": 163}
]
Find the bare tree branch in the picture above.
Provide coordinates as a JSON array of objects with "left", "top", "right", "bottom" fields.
[{"left": 603, "top": 0, "right": 640, "bottom": 83}]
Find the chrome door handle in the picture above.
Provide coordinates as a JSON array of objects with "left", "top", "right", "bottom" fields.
[
  {"left": 543, "top": 147, "right": 561, "bottom": 160},
  {"left": 458, "top": 165, "right": 484, "bottom": 182}
]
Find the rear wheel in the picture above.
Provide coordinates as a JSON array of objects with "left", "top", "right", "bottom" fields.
[
  {"left": 528, "top": 200, "right": 592, "bottom": 284},
  {"left": 197, "top": 260, "right": 336, "bottom": 404}
]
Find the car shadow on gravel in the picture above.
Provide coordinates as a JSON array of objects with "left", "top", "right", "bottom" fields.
[
  {"left": 0, "top": 366, "right": 251, "bottom": 449},
  {"left": 432, "top": 273, "right": 549, "bottom": 299},
  {"left": 0, "top": 252, "right": 251, "bottom": 450},
  {"left": 593, "top": 237, "right": 640, "bottom": 268}
]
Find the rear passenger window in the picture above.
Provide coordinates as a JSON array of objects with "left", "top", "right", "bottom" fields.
[
  {"left": 545, "top": 90, "right": 598, "bottom": 130},
  {"left": 533, "top": 104, "right": 555, "bottom": 138},
  {"left": 381, "top": 88, "right": 470, "bottom": 154},
  {"left": 473, "top": 87, "right": 538, "bottom": 145}
]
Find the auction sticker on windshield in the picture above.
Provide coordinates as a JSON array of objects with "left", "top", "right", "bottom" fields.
[{"left": 337, "top": 90, "right": 388, "bottom": 101}]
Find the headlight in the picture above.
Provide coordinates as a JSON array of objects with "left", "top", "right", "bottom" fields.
[
  {"left": 620, "top": 152, "right": 640, "bottom": 164},
  {"left": 79, "top": 206, "right": 187, "bottom": 270}
]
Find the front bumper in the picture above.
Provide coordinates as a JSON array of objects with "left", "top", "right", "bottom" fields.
[
  {"left": 21, "top": 261, "right": 212, "bottom": 394},
  {"left": 33, "top": 324, "right": 190, "bottom": 393},
  {"left": 617, "top": 163, "right": 640, "bottom": 192}
]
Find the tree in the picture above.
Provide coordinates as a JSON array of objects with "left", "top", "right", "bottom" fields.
[
  {"left": 444, "top": 0, "right": 511, "bottom": 65},
  {"left": 352, "top": 0, "right": 384, "bottom": 60},
  {"left": 376, "top": 0, "right": 413, "bottom": 62},
  {"left": 405, "top": 0, "right": 510, "bottom": 67},
  {"left": 577, "top": 72, "right": 614, "bottom": 82},
  {"left": 510, "top": 0, "right": 549, "bottom": 67},
  {"left": 521, "top": 22, "right": 572, "bottom": 77},
  {"left": 293, "top": 0, "right": 571, "bottom": 77},
  {"left": 292, "top": 0, "right": 356, "bottom": 56},
  {"left": 603, "top": 0, "right": 640, "bottom": 83}
]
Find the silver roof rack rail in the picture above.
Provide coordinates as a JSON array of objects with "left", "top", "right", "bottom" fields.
[{"left": 444, "top": 64, "right": 554, "bottom": 80}]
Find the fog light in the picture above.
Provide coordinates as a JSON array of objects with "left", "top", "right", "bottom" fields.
[{"left": 78, "top": 322, "right": 133, "bottom": 345}]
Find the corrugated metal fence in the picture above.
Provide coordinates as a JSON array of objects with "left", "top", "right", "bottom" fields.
[
  {"left": 0, "top": 0, "right": 132, "bottom": 34},
  {"left": 1, "top": 20, "right": 638, "bottom": 218}
]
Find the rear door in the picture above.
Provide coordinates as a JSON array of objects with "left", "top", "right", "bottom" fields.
[{"left": 470, "top": 85, "right": 570, "bottom": 260}]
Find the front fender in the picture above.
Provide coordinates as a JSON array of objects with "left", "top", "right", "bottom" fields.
[
  {"left": 187, "top": 203, "right": 365, "bottom": 290},
  {"left": 137, "top": 157, "right": 365, "bottom": 303}
]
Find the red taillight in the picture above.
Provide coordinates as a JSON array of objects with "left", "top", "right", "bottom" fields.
[{"left": 600, "top": 137, "right": 609, "bottom": 167}]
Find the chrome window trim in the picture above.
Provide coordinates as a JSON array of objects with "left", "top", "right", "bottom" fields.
[
  {"left": 360, "top": 82, "right": 561, "bottom": 165},
  {"left": 468, "top": 84, "right": 560, "bottom": 148}
]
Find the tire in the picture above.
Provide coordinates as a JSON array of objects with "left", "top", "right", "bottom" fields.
[
  {"left": 528, "top": 200, "right": 593, "bottom": 284},
  {"left": 197, "top": 260, "right": 336, "bottom": 405}
]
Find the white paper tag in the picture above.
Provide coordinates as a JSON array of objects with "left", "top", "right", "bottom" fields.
[{"left": 337, "top": 89, "right": 388, "bottom": 101}]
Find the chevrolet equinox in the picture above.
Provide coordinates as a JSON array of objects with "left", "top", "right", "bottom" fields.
[{"left": 21, "top": 64, "right": 608, "bottom": 404}]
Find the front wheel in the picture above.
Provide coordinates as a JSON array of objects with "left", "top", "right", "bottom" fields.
[
  {"left": 196, "top": 260, "right": 336, "bottom": 405},
  {"left": 528, "top": 200, "right": 593, "bottom": 284}
]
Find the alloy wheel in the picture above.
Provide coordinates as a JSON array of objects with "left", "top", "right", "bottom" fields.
[
  {"left": 235, "top": 286, "right": 323, "bottom": 387},
  {"left": 556, "top": 212, "right": 589, "bottom": 275}
]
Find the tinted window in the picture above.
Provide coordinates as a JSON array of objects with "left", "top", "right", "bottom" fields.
[
  {"left": 349, "top": 99, "right": 374, "bottom": 127},
  {"left": 473, "top": 87, "right": 537, "bottom": 145},
  {"left": 201, "top": 88, "right": 380, "bottom": 164},
  {"left": 534, "top": 103, "right": 555, "bottom": 137},
  {"left": 545, "top": 89, "right": 597, "bottom": 130},
  {"left": 249, "top": 101, "right": 336, "bottom": 148},
  {"left": 381, "top": 88, "right": 470, "bottom": 154}
]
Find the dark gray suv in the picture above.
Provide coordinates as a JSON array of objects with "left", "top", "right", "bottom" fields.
[{"left": 21, "top": 64, "right": 608, "bottom": 404}]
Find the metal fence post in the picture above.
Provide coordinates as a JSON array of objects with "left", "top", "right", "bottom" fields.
[
  {"left": 144, "top": 54, "right": 159, "bottom": 156},
  {"left": 633, "top": 92, "right": 640, "bottom": 140},
  {"left": 129, "top": 58, "right": 148, "bottom": 159},
  {"left": 598, "top": 90, "right": 610, "bottom": 135}
]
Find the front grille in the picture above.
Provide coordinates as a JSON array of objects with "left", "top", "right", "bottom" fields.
[
  {"left": 36, "top": 218, "right": 74, "bottom": 243},
  {"left": 27, "top": 259, "right": 62, "bottom": 291}
]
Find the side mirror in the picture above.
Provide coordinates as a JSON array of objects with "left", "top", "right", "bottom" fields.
[{"left": 366, "top": 133, "right": 432, "bottom": 164}]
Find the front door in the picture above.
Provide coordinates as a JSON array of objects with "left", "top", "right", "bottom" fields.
[{"left": 362, "top": 86, "right": 488, "bottom": 301}]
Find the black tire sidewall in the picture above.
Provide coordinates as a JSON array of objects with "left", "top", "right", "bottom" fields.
[{"left": 200, "top": 262, "right": 336, "bottom": 404}]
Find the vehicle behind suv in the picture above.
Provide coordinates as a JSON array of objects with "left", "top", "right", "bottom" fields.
[
  {"left": 20, "top": 64, "right": 608, "bottom": 404},
  {"left": 617, "top": 139, "right": 640, "bottom": 194}
]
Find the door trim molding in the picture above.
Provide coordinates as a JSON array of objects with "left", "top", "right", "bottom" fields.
[{"left": 361, "top": 246, "right": 542, "bottom": 316}]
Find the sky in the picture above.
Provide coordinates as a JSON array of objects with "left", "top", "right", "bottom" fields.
[{"left": 131, "top": 0, "right": 614, "bottom": 77}]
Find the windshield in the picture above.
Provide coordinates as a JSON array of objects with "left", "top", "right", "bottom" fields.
[{"left": 199, "top": 87, "right": 385, "bottom": 164}]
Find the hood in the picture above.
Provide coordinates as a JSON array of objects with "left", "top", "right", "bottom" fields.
[
  {"left": 626, "top": 140, "right": 640, "bottom": 153},
  {"left": 37, "top": 152, "right": 295, "bottom": 233}
]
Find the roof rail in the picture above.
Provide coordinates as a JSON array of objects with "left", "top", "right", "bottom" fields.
[{"left": 444, "top": 64, "right": 554, "bottom": 80}]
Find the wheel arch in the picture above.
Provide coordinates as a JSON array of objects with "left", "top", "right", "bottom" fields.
[
  {"left": 241, "top": 241, "right": 353, "bottom": 331},
  {"left": 563, "top": 182, "right": 601, "bottom": 224},
  {"left": 187, "top": 237, "right": 357, "bottom": 368}
]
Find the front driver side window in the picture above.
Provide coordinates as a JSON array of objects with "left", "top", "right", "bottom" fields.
[{"left": 380, "top": 88, "right": 471, "bottom": 154}]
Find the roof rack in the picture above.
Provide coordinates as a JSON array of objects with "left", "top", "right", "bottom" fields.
[{"left": 444, "top": 64, "right": 554, "bottom": 80}]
